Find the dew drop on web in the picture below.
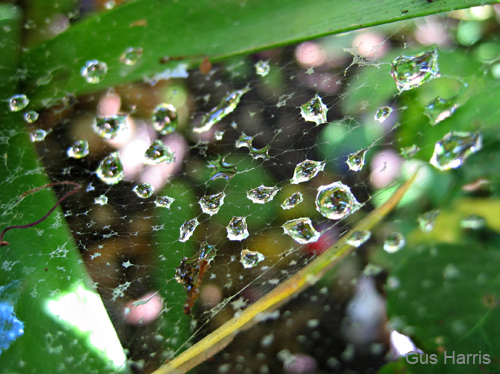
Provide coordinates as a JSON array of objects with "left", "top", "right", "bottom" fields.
[
  {"left": 67, "top": 140, "right": 89, "bottom": 159},
  {"left": 300, "top": 94, "right": 328, "bottom": 125},
  {"left": 282, "top": 217, "right": 320, "bottom": 244},
  {"left": 316, "top": 182, "right": 360, "bottom": 220},
  {"left": 144, "top": 139, "right": 175, "bottom": 164},
  {"left": 429, "top": 131, "right": 482, "bottom": 171},
  {"left": 240, "top": 249, "right": 265, "bottom": 269},
  {"left": 281, "top": 191, "right": 304, "bottom": 210},
  {"left": 152, "top": 103, "right": 178, "bottom": 134},
  {"left": 424, "top": 97, "right": 458, "bottom": 125},
  {"left": 94, "top": 194, "right": 108, "bottom": 205},
  {"left": 346, "top": 148, "right": 368, "bottom": 172},
  {"left": 383, "top": 232, "right": 405, "bottom": 253},
  {"left": 290, "top": 160, "right": 325, "bottom": 184},
  {"left": 96, "top": 152, "right": 125, "bottom": 185},
  {"left": 226, "top": 217, "right": 249, "bottom": 241},
  {"left": 400, "top": 144, "right": 420, "bottom": 159},
  {"left": 374, "top": 106, "right": 392, "bottom": 123},
  {"left": 133, "top": 182, "right": 154, "bottom": 199},
  {"left": 418, "top": 210, "right": 440, "bottom": 233},
  {"left": 390, "top": 46, "right": 439, "bottom": 91},
  {"left": 155, "top": 195, "right": 175, "bottom": 209},
  {"left": 8, "top": 94, "right": 29, "bottom": 112},
  {"left": 460, "top": 214, "right": 486, "bottom": 230},
  {"left": 346, "top": 230, "right": 371, "bottom": 247},
  {"left": 179, "top": 218, "right": 200, "bottom": 242},
  {"left": 199, "top": 192, "right": 225, "bottom": 215},
  {"left": 80, "top": 60, "right": 108, "bottom": 84},
  {"left": 119, "top": 47, "right": 143, "bottom": 66},
  {"left": 23, "top": 110, "right": 39, "bottom": 123},
  {"left": 254, "top": 60, "right": 270, "bottom": 77},
  {"left": 247, "top": 185, "right": 280, "bottom": 204},
  {"left": 30, "top": 129, "right": 48, "bottom": 142},
  {"left": 93, "top": 114, "right": 128, "bottom": 139}
]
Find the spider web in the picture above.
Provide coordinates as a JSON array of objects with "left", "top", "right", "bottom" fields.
[{"left": 1, "top": 5, "right": 499, "bottom": 374}]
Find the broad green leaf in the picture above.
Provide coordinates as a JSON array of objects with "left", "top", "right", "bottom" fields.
[
  {"left": 386, "top": 244, "right": 500, "bottom": 373},
  {"left": 21, "top": 0, "right": 500, "bottom": 108}
]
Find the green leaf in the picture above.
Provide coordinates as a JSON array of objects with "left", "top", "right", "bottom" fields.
[
  {"left": 386, "top": 244, "right": 500, "bottom": 373},
  {"left": 22, "top": 0, "right": 500, "bottom": 108}
]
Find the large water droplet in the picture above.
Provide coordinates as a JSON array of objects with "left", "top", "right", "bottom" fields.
[
  {"left": 316, "top": 182, "right": 360, "bottom": 220},
  {"left": 152, "top": 103, "right": 178, "bottom": 135},
  {"left": 346, "top": 148, "right": 368, "bottom": 172},
  {"left": 240, "top": 249, "right": 265, "bottom": 269},
  {"left": 374, "top": 106, "right": 393, "bottom": 123},
  {"left": 94, "top": 195, "right": 108, "bottom": 205},
  {"left": 346, "top": 230, "right": 371, "bottom": 247},
  {"left": 291, "top": 160, "right": 325, "bottom": 184},
  {"left": 300, "top": 94, "right": 328, "bottom": 125},
  {"left": 193, "top": 88, "right": 249, "bottom": 134},
  {"left": 119, "top": 47, "right": 143, "bottom": 65},
  {"left": 133, "top": 182, "right": 154, "bottom": 199},
  {"left": 175, "top": 241, "right": 217, "bottom": 314},
  {"left": 430, "top": 131, "right": 482, "bottom": 171},
  {"left": 96, "top": 152, "right": 125, "bottom": 185},
  {"left": 144, "top": 139, "right": 176, "bottom": 164},
  {"left": 9, "top": 94, "right": 29, "bottom": 112},
  {"left": 281, "top": 192, "right": 304, "bottom": 210},
  {"left": 418, "top": 210, "right": 440, "bottom": 233},
  {"left": 155, "top": 195, "right": 175, "bottom": 209},
  {"left": 282, "top": 218, "right": 320, "bottom": 244},
  {"left": 179, "top": 218, "right": 200, "bottom": 242},
  {"left": 255, "top": 60, "right": 270, "bottom": 77},
  {"left": 227, "top": 217, "right": 249, "bottom": 241},
  {"left": 424, "top": 97, "right": 458, "bottom": 125},
  {"left": 199, "top": 192, "right": 225, "bottom": 215},
  {"left": 235, "top": 133, "right": 270, "bottom": 160},
  {"left": 391, "top": 47, "right": 439, "bottom": 91},
  {"left": 31, "top": 129, "right": 48, "bottom": 142},
  {"left": 23, "top": 110, "right": 39, "bottom": 123},
  {"left": 93, "top": 114, "right": 128, "bottom": 139},
  {"left": 67, "top": 140, "right": 89, "bottom": 159},
  {"left": 247, "top": 186, "right": 280, "bottom": 204},
  {"left": 460, "top": 214, "right": 486, "bottom": 230},
  {"left": 81, "top": 60, "right": 108, "bottom": 84},
  {"left": 383, "top": 233, "right": 405, "bottom": 253},
  {"left": 208, "top": 156, "right": 237, "bottom": 181}
]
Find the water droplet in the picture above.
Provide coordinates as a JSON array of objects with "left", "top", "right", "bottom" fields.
[
  {"left": 424, "top": 97, "right": 458, "bottom": 125},
  {"left": 346, "top": 230, "right": 371, "bottom": 247},
  {"left": 281, "top": 192, "right": 304, "bottom": 210},
  {"left": 119, "top": 47, "right": 143, "bottom": 65},
  {"left": 374, "top": 106, "right": 393, "bottom": 123},
  {"left": 300, "top": 94, "right": 328, "bottom": 125},
  {"left": 227, "top": 217, "right": 249, "bottom": 241},
  {"left": 199, "top": 192, "right": 225, "bottom": 215},
  {"left": 179, "top": 218, "right": 200, "bottom": 242},
  {"left": 346, "top": 148, "right": 368, "bottom": 172},
  {"left": 96, "top": 152, "right": 125, "bottom": 185},
  {"left": 30, "top": 129, "right": 47, "bottom": 142},
  {"left": 193, "top": 88, "right": 250, "bottom": 133},
  {"left": 9, "top": 94, "right": 29, "bottom": 112},
  {"left": 291, "top": 160, "right": 325, "bottom": 184},
  {"left": 93, "top": 114, "right": 128, "bottom": 139},
  {"left": 235, "top": 133, "right": 270, "bottom": 160},
  {"left": 316, "top": 182, "right": 360, "bottom": 220},
  {"left": 240, "top": 249, "right": 265, "bottom": 269},
  {"left": 176, "top": 242, "right": 217, "bottom": 314},
  {"left": 104, "top": 0, "right": 115, "bottom": 9},
  {"left": 282, "top": 217, "right": 320, "bottom": 244},
  {"left": 67, "top": 140, "right": 89, "bottom": 159},
  {"left": 155, "top": 195, "right": 175, "bottom": 209},
  {"left": 400, "top": 144, "right": 420, "bottom": 159},
  {"left": 208, "top": 156, "right": 237, "bottom": 181},
  {"left": 80, "top": 60, "right": 108, "bottom": 84},
  {"left": 418, "top": 210, "right": 440, "bottom": 233},
  {"left": 255, "top": 60, "right": 270, "bottom": 77},
  {"left": 23, "top": 110, "right": 39, "bottom": 123},
  {"left": 460, "top": 214, "right": 486, "bottom": 230},
  {"left": 215, "top": 130, "right": 224, "bottom": 140},
  {"left": 430, "top": 131, "right": 482, "bottom": 171},
  {"left": 391, "top": 47, "right": 439, "bottom": 91},
  {"left": 133, "top": 182, "right": 154, "bottom": 199},
  {"left": 144, "top": 139, "right": 176, "bottom": 164},
  {"left": 235, "top": 133, "right": 253, "bottom": 148},
  {"left": 247, "top": 186, "right": 280, "bottom": 204},
  {"left": 383, "top": 232, "right": 405, "bottom": 253},
  {"left": 152, "top": 103, "right": 178, "bottom": 134},
  {"left": 94, "top": 195, "right": 108, "bottom": 205}
]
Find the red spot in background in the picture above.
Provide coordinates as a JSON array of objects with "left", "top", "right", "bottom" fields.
[{"left": 302, "top": 230, "right": 336, "bottom": 256}]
